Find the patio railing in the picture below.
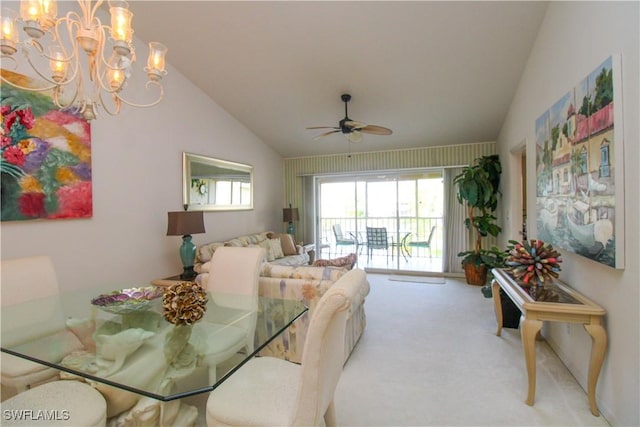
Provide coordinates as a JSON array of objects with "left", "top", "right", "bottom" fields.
[{"left": 318, "top": 216, "right": 444, "bottom": 259}]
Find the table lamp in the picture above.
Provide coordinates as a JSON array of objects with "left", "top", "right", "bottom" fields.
[
  {"left": 166, "top": 210, "right": 206, "bottom": 280},
  {"left": 282, "top": 204, "right": 299, "bottom": 236}
]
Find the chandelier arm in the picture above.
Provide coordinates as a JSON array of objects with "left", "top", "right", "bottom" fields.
[
  {"left": 24, "top": 36, "right": 81, "bottom": 89},
  {"left": 2, "top": 0, "right": 167, "bottom": 120},
  {"left": 77, "top": 0, "right": 103, "bottom": 28},
  {"left": 94, "top": 26, "right": 127, "bottom": 94},
  {"left": 97, "top": 91, "right": 122, "bottom": 117},
  {"left": 63, "top": 16, "right": 92, "bottom": 111},
  {"left": 113, "top": 80, "right": 165, "bottom": 109},
  {"left": 0, "top": 56, "right": 19, "bottom": 72},
  {"left": 51, "top": 85, "right": 81, "bottom": 111},
  {"left": 91, "top": 17, "right": 107, "bottom": 84},
  {"left": 0, "top": 73, "right": 57, "bottom": 93}
]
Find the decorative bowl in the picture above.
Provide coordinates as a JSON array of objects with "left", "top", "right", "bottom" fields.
[{"left": 91, "top": 286, "right": 164, "bottom": 315}]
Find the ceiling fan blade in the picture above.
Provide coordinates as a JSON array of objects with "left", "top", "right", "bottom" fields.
[
  {"left": 344, "top": 120, "right": 368, "bottom": 130},
  {"left": 313, "top": 130, "right": 340, "bottom": 140},
  {"left": 359, "top": 125, "right": 393, "bottom": 135},
  {"left": 306, "top": 126, "right": 339, "bottom": 130}
]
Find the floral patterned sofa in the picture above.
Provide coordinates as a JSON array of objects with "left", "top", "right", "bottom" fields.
[
  {"left": 193, "top": 231, "right": 309, "bottom": 275},
  {"left": 256, "top": 264, "right": 369, "bottom": 364},
  {"left": 195, "top": 248, "right": 370, "bottom": 364}
]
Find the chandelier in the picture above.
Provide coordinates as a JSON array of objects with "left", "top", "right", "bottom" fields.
[{"left": 0, "top": 0, "right": 167, "bottom": 120}]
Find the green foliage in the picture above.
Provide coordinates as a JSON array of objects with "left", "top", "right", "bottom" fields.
[
  {"left": 578, "top": 67, "right": 614, "bottom": 116},
  {"left": 476, "top": 244, "right": 513, "bottom": 298},
  {"left": 454, "top": 155, "right": 502, "bottom": 263},
  {"left": 458, "top": 245, "right": 508, "bottom": 268},
  {"left": 579, "top": 95, "right": 590, "bottom": 116},
  {"left": 594, "top": 68, "right": 613, "bottom": 110},
  {"left": 551, "top": 124, "right": 560, "bottom": 150}
]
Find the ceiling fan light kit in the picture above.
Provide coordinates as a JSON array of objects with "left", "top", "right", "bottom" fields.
[{"left": 307, "top": 93, "right": 392, "bottom": 142}]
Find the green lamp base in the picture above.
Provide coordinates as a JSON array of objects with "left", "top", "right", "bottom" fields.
[{"left": 179, "top": 235, "right": 197, "bottom": 281}]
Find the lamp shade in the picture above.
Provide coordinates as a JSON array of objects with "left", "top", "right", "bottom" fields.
[
  {"left": 282, "top": 207, "right": 299, "bottom": 223},
  {"left": 167, "top": 211, "right": 205, "bottom": 236}
]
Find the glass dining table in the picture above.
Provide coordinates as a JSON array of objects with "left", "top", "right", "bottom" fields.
[{"left": 1, "top": 283, "right": 307, "bottom": 403}]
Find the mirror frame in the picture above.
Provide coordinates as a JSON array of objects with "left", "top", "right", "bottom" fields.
[{"left": 182, "top": 152, "right": 254, "bottom": 211}]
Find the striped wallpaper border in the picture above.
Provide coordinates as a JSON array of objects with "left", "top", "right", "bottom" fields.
[{"left": 283, "top": 142, "right": 497, "bottom": 210}]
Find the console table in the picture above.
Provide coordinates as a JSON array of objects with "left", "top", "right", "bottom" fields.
[
  {"left": 491, "top": 268, "right": 607, "bottom": 416},
  {"left": 150, "top": 274, "right": 187, "bottom": 287}
]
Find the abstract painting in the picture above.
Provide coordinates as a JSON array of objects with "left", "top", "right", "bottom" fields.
[
  {"left": 535, "top": 55, "right": 624, "bottom": 269},
  {"left": 1, "top": 70, "right": 92, "bottom": 221}
]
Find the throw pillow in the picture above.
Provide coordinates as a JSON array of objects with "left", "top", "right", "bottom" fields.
[
  {"left": 312, "top": 253, "right": 357, "bottom": 270},
  {"left": 259, "top": 240, "right": 275, "bottom": 262},
  {"left": 278, "top": 233, "right": 297, "bottom": 256},
  {"left": 268, "top": 238, "right": 285, "bottom": 259}
]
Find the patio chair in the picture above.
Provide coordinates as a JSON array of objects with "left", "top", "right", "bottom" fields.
[
  {"left": 332, "top": 224, "right": 358, "bottom": 255},
  {"left": 366, "top": 226, "right": 393, "bottom": 263},
  {"left": 406, "top": 225, "right": 436, "bottom": 258}
]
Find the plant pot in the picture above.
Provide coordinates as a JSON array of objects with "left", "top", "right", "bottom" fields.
[{"left": 463, "top": 263, "right": 487, "bottom": 286}]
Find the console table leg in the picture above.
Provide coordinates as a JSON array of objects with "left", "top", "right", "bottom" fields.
[
  {"left": 521, "top": 317, "right": 543, "bottom": 406},
  {"left": 492, "top": 280, "right": 503, "bottom": 336},
  {"left": 584, "top": 321, "right": 607, "bottom": 416}
]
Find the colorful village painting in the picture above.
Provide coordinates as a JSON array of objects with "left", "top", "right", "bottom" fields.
[
  {"left": 535, "top": 55, "right": 624, "bottom": 269},
  {"left": 1, "top": 70, "right": 92, "bottom": 221}
]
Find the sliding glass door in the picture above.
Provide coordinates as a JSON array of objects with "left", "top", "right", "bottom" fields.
[{"left": 317, "top": 169, "right": 443, "bottom": 273}]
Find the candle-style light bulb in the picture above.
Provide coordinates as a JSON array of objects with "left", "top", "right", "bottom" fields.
[
  {"left": 146, "top": 42, "right": 167, "bottom": 81},
  {"left": 39, "top": 0, "right": 57, "bottom": 31},
  {"left": 1, "top": 8, "right": 19, "bottom": 55},
  {"left": 20, "top": 0, "right": 44, "bottom": 38},
  {"left": 49, "top": 46, "right": 68, "bottom": 82},
  {"left": 109, "top": 1, "right": 133, "bottom": 56}
]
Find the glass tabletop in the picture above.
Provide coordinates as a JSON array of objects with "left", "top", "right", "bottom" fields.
[
  {"left": 524, "top": 281, "right": 582, "bottom": 304},
  {"left": 1, "top": 285, "right": 307, "bottom": 401},
  {"left": 493, "top": 268, "right": 589, "bottom": 307}
]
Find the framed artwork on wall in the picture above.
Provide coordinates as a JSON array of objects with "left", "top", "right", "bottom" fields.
[
  {"left": 1, "top": 70, "right": 92, "bottom": 221},
  {"left": 535, "top": 54, "right": 624, "bottom": 269}
]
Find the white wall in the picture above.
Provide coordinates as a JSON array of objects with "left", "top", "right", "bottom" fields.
[
  {"left": 0, "top": 5, "right": 284, "bottom": 291},
  {"left": 497, "top": 2, "right": 639, "bottom": 425}
]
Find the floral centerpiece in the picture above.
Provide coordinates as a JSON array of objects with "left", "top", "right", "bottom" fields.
[
  {"left": 506, "top": 239, "right": 562, "bottom": 287},
  {"left": 162, "top": 281, "right": 208, "bottom": 325},
  {"left": 162, "top": 281, "right": 208, "bottom": 367}
]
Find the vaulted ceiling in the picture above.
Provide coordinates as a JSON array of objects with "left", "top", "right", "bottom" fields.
[{"left": 131, "top": 1, "right": 548, "bottom": 158}]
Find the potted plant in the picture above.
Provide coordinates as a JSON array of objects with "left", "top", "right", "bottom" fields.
[
  {"left": 478, "top": 243, "right": 522, "bottom": 328},
  {"left": 478, "top": 245, "right": 509, "bottom": 297},
  {"left": 454, "top": 155, "right": 502, "bottom": 285}
]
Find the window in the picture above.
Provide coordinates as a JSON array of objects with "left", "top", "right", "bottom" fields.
[
  {"left": 600, "top": 141, "right": 611, "bottom": 177},
  {"left": 316, "top": 169, "right": 444, "bottom": 273}
]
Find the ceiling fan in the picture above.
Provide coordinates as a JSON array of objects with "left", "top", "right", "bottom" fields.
[{"left": 307, "top": 94, "right": 392, "bottom": 143}]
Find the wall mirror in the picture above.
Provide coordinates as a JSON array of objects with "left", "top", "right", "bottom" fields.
[{"left": 183, "top": 152, "right": 253, "bottom": 211}]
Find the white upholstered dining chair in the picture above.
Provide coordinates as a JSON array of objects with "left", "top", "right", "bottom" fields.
[
  {"left": 0, "top": 379, "right": 107, "bottom": 427},
  {"left": 0, "top": 255, "right": 108, "bottom": 426},
  {"left": 0, "top": 255, "right": 84, "bottom": 399},
  {"left": 196, "top": 246, "right": 264, "bottom": 384},
  {"left": 205, "top": 268, "right": 364, "bottom": 427}
]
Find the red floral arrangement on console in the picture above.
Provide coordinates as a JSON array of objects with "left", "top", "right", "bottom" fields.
[{"left": 506, "top": 240, "right": 562, "bottom": 287}]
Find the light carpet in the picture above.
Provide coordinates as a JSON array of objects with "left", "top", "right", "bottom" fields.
[
  {"left": 388, "top": 275, "right": 446, "bottom": 284},
  {"left": 332, "top": 274, "right": 611, "bottom": 427},
  {"left": 188, "top": 273, "right": 610, "bottom": 426}
]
